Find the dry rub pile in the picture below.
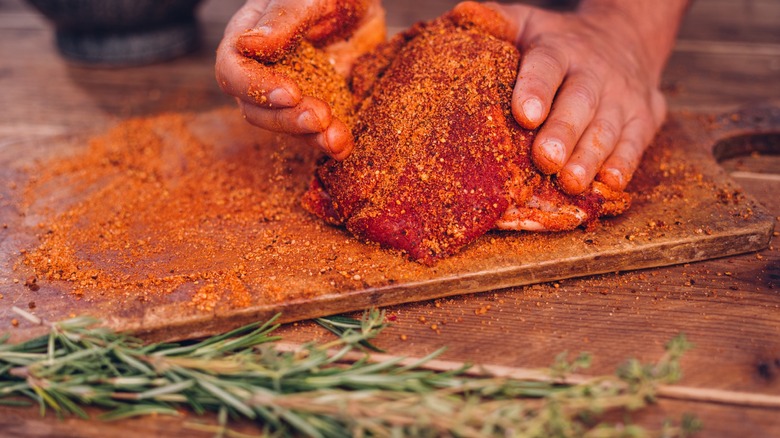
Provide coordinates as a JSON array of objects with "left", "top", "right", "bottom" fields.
[{"left": 20, "top": 112, "right": 330, "bottom": 310}]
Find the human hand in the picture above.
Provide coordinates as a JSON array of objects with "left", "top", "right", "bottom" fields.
[
  {"left": 215, "top": 0, "right": 385, "bottom": 160},
  {"left": 485, "top": 1, "right": 687, "bottom": 194}
]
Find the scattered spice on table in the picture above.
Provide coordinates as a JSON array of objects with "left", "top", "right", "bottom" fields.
[{"left": 19, "top": 110, "right": 377, "bottom": 311}]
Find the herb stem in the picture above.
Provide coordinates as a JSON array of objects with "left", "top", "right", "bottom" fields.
[{"left": 0, "top": 308, "right": 708, "bottom": 437}]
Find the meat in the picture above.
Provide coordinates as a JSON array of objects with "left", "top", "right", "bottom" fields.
[{"left": 245, "top": 4, "right": 630, "bottom": 264}]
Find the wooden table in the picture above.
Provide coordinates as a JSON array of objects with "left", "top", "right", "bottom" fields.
[{"left": 1, "top": 0, "right": 778, "bottom": 436}]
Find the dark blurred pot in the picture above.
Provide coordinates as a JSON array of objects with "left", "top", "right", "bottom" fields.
[{"left": 24, "top": 0, "right": 204, "bottom": 67}]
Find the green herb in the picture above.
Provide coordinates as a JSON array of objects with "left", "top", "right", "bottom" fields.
[
  {"left": 1, "top": 307, "right": 699, "bottom": 437},
  {"left": 315, "top": 313, "right": 385, "bottom": 352}
]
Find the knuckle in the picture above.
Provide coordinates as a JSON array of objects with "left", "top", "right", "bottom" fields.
[
  {"left": 619, "top": 155, "right": 641, "bottom": 173},
  {"left": 580, "top": 145, "right": 607, "bottom": 165},
  {"left": 650, "top": 91, "right": 667, "bottom": 126},
  {"left": 628, "top": 115, "right": 656, "bottom": 146},
  {"left": 614, "top": 141, "right": 643, "bottom": 168},
  {"left": 238, "top": 103, "right": 249, "bottom": 120},
  {"left": 214, "top": 64, "right": 235, "bottom": 95},
  {"left": 530, "top": 48, "right": 565, "bottom": 73},
  {"left": 591, "top": 118, "right": 621, "bottom": 146},
  {"left": 566, "top": 81, "right": 598, "bottom": 110},
  {"left": 545, "top": 118, "right": 579, "bottom": 141},
  {"left": 517, "top": 78, "right": 555, "bottom": 103},
  {"left": 271, "top": 109, "right": 290, "bottom": 131},
  {"left": 243, "top": 105, "right": 281, "bottom": 132}
]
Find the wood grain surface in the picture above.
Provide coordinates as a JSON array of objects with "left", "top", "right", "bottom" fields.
[{"left": 0, "top": 0, "right": 778, "bottom": 437}]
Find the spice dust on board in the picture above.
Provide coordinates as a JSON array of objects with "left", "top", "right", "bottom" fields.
[
  {"left": 12, "top": 80, "right": 762, "bottom": 320},
  {"left": 19, "top": 109, "right": 423, "bottom": 313}
]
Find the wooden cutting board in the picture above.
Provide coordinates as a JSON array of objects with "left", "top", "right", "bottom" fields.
[{"left": 0, "top": 105, "right": 776, "bottom": 342}]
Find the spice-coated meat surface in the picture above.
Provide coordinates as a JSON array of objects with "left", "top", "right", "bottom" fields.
[{"left": 245, "top": 4, "right": 630, "bottom": 264}]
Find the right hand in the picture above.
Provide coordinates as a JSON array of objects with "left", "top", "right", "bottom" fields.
[
  {"left": 483, "top": 0, "right": 685, "bottom": 195},
  {"left": 215, "top": 0, "right": 385, "bottom": 160}
]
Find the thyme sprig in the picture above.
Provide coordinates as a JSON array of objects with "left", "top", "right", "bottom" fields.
[{"left": 1, "top": 307, "right": 700, "bottom": 437}]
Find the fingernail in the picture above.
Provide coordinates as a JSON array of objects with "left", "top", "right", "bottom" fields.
[
  {"left": 567, "top": 164, "right": 586, "bottom": 180},
  {"left": 561, "top": 164, "right": 587, "bottom": 194},
  {"left": 316, "top": 125, "right": 349, "bottom": 159},
  {"left": 267, "top": 88, "right": 295, "bottom": 107},
  {"left": 254, "top": 25, "right": 272, "bottom": 36},
  {"left": 540, "top": 139, "right": 565, "bottom": 167},
  {"left": 522, "top": 97, "right": 543, "bottom": 123},
  {"left": 602, "top": 168, "right": 625, "bottom": 188},
  {"left": 297, "top": 110, "right": 323, "bottom": 132},
  {"left": 313, "top": 131, "right": 333, "bottom": 155}
]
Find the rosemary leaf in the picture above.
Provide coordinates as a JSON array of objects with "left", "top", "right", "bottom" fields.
[
  {"left": 197, "top": 377, "right": 256, "bottom": 419},
  {"left": 111, "top": 350, "right": 154, "bottom": 376},
  {"left": 0, "top": 380, "right": 24, "bottom": 395},
  {"left": 0, "top": 335, "right": 49, "bottom": 354},
  {"left": 98, "top": 404, "right": 180, "bottom": 421},
  {"left": 48, "top": 389, "right": 89, "bottom": 419},
  {"left": 0, "top": 398, "right": 31, "bottom": 407},
  {"left": 278, "top": 409, "right": 325, "bottom": 438},
  {"left": 391, "top": 347, "right": 449, "bottom": 374},
  {"left": 31, "top": 385, "right": 59, "bottom": 415},
  {"left": 136, "top": 379, "right": 195, "bottom": 400},
  {"left": 316, "top": 314, "right": 385, "bottom": 353}
]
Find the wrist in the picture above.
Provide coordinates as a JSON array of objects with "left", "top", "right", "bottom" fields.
[{"left": 576, "top": 0, "right": 689, "bottom": 83}]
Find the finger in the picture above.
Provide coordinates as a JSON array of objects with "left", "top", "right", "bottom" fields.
[
  {"left": 650, "top": 89, "right": 668, "bottom": 129},
  {"left": 223, "top": 1, "right": 272, "bottom": 39},
  {"left": 216, "top": 53, "right": 302, "bottom": 107},
  {"left": 236, "top": 0, "right": 326, "bottom": 63},
  {"left": 557, "top": 105, "right": 624, "bottom": 195},
  {"left": 511, "top": 42, "right": 567, "bottom": 130},
  {"left": 531, "top": 71, "right": 601, "bottom": 175},
  {"left": 489, "top": 3, "right": 564, "bottom": 129},
  {"left": 239, "top": 96, "right": 332, "bottom": 134},
  {"left": 216, "top": 1, "right": 302, "bottom": 108},
  {"left": 597, "top": 114, "right": 655, "bottom": 191},
  {"left": 302, "top": 117, "right": 354, "bottom": 160}
]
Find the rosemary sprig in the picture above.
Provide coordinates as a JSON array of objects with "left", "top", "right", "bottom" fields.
[
  {"left": 0, "top": 307, "right": 700, "bottom": 437},
  {"left": 316, "top": 314, "right": 385, "bottom": 352}
]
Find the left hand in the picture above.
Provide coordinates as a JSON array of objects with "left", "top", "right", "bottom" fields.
[{"left": 215, "top": 0, "right": 385, "bottom": 160}]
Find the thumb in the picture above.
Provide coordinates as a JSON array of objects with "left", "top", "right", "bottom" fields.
[
  {"left": 236, "top": 0, "right": 324, "bottom": 63},
  {"left": 479, "top": 2, "right": 535, "bottom": 46},
  {"left": 449, "top": 1, "right": 516, "bottom": 42}
]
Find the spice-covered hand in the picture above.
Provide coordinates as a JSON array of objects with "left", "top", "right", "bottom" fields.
[
  {"left": 215, "top": 0, "right": 385, "bottom": 160},
  {"left": 487, "top": 0, "right": 688, "bottom": 194}
]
